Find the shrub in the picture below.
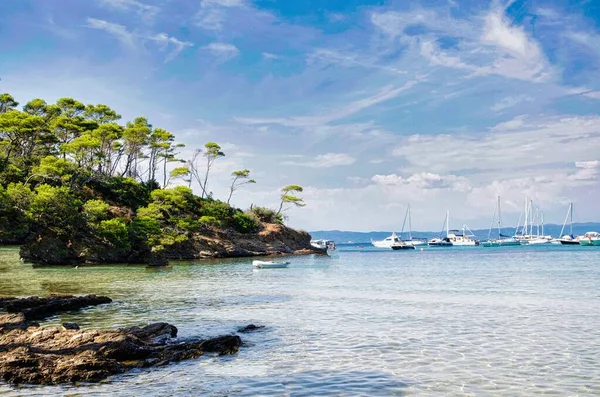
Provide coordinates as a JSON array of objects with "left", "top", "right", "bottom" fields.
[
  {"left": 199, "top": 215, "right": 220, "bottom": 226},
  {"left": 83, "top": 199, "right": 110, "bottom": 222},
  {"left": 202, "top": 200, "right": 234, "bottom": 223},
  {"left": 97, "top": 218, "right": 130, "bottom": 251},
  {"left": 232, "top": 211, "right": 260, "bottom": 233},
  {"left": 249, "top": 206, "right": 282, "bottom": 224}
]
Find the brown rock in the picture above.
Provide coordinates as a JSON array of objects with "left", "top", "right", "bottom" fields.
[{"left": 0, "top": 315, "right": 243, "bottom": 385}]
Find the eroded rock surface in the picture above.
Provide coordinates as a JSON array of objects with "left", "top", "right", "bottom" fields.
[
  {"left": 0, "top": 294, "right": 112, "bottom": 320},
  {"left": 0, "top": 314, "right": 242, "bottom": 385}
]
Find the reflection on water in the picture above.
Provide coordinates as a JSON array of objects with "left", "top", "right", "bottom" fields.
[{"left": 1, "top": 245, "right": 600, "bottom": 396}]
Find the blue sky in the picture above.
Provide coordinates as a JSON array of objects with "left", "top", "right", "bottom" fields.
[{"left": 1, "top": 0, "right": 600, "bottom": 231}]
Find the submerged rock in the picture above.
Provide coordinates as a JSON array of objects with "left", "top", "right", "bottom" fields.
[
  {"left": 237, "top": 324, "right": 265, "bottom": 333},
  {"left": 0, "top": 314, "right": 242, "bottom": 385},
  {"left": 1, "top": 294, "right": 112, "bottom": 320}
]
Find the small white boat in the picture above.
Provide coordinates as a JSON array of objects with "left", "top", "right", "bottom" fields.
[
  {"left": 371, "top": 232, "right": 401, "bottom": 249},
  {"left": 579, "top": 232, "right": 600, "bottom": 246},
  {"left": 310, "top": 239, "right": 336, "bottom": 251},
  {"left": 252, "top": 260, "right": 290, "bottom": 268}
]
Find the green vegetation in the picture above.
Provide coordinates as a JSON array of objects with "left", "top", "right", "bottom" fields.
[{"left": 0, "top": 92, "right": 304, "bottom": 262}]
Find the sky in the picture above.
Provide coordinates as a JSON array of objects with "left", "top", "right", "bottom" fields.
[{"left": 1, "top": 0, "right": 600, "bottom": 232}]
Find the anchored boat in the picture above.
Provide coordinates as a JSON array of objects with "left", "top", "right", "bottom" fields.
[{"left": 252, "top": 260, "right": 290, "bottom": 268}]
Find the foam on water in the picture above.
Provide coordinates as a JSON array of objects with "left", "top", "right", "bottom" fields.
[{"left": 1, "top": 245, "right": 599, "bottom": 396}]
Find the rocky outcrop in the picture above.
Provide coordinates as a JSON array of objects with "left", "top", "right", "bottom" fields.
[
  {"left": 0, "top": 295, "right": 112, "bottom": 320},
  {"left": 166, "top": 223, "right": 323, "bottom": 260},
  {"left": 0, "top": 313, "right": 242, "bottom": 385},
  {"left": 20, "top": 223, "right": 322, "bottom": 266}
]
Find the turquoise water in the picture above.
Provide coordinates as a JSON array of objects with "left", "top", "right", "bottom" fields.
[{"left": 1, "top": 244, "right": 600, "bottom": 396}]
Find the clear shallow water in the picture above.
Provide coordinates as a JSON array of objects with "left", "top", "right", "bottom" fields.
[{"left": 1, "top": 244, "right": 600, "bottom": 396}]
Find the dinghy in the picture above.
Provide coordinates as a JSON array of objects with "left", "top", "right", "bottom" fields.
[{"left": 252, "top": 260, "right": 290, "bottom": 268}]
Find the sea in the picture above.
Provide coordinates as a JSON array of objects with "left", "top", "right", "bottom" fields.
[{"left": 1, "top": 243, "right": 599, "bottom": 396}]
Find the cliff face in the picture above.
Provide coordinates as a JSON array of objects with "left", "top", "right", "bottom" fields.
[{"left": 19, "top": 223, "right": 320, "bottom": 266}]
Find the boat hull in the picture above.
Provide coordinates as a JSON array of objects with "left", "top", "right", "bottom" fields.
[
  {"left": 481, "top": 240, "right": 521, "bottom": 247},
  {"left": 252, "top": 260, "right": 290, "bottom": 268},
  {"left": 391, "top": 245, "right": 416, "bottom": 250},
  {"left": 559, "top": 240, "right": 580, "bottom": 245}
]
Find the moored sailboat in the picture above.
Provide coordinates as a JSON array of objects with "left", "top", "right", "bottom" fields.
[
  {"left": 482, "top": 196, "right": 520, "bottom": 247},
  {"left": 558, "top": 203, "right": 581, "bottom": 245}
]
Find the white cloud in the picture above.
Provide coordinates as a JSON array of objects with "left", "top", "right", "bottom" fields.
[
  {"left": 392, "top": 115, "right": 600, "bottom": 174},
  {"left": 86, "top": 18, "right": 137, "bottom": 49},
  {"left": 569, "top": 161, "right": 600, "bottom": 181},
  {"left": 282, "top": 153, "right": 356, "bottom": 168},
  {"left": 202, "top": 42, "right": 240, "bottom": 61},
  {"left": 236, "top": 80, "right": 417, "bottom": 127},
  {"left": 86, "top": 19, "right": 192, "bottom": 62},
  {"left": 477, "top": 10, "right": 550, "bottom": 81},
  {"left": 196, "top": 0, "right": 245, "bottom": 31},
  {"left": 262, "top": 52, "right": 279, "bottom": 60},
  {"left": 584, "top": 91, "right": 600, "bottom": 100},
  {"left": 489, "top": 114, "right": 529, "bottom": 131},
  {"left": 97, "top": 0, "right": 159, "bottom": 21},
  {"left": 490, "top": 95, "right": 534, "bottom": 112},
  {"left": 150, "top": 33, "right": 193, "bottom": 63}
]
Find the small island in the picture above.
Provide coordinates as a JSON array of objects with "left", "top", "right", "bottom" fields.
[{"left": 0, "top": 93, "right": 321, "bottom": 265}]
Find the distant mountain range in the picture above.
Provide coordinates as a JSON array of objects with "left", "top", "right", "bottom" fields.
[{"left": 310, "top": 222, "right": 600, "bottom": 243}]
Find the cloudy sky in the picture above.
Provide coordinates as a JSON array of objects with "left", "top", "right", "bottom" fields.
[{"left": 1, "top": 0, "right": 599, "bottom": 232}]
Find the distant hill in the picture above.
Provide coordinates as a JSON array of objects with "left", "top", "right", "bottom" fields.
[{"left": 310, "top": 222, "right": 600, "bottom": 243}]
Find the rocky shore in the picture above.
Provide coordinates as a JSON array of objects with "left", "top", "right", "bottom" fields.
[
  {"left": 20, "top": 223, "right": 324, "bottom": 266},
  {"left": 0, "top": 295, "right": 245, "bottom": 385}
]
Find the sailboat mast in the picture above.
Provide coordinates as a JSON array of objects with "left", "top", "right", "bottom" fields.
[
  {"left": 523, "top": 196, "right": 528, "bottom": 236},
  {"left": 497, "top": 195, "right": 502, "bottom": 238},
  {"left": 570, "top": 202, "right": 573, "bottom": 236},
  {"left": 446, "top": 210, "right": 450, "bottom": 237},
  {"left": 541, "top": 210, "right": 545, "bottom": 236},
  {"left": 408, "top": 204, "right": 413, "bottom": 241}
]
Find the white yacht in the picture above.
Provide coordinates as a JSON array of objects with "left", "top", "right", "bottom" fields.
[
  {"left": 310, "top": 239, "right": 336, "bottom": 251},
  {"left": 579, "top": 231, "right": 600, "bottom": 246},
  {"left": 428, "top": 210, "right": 477, "bottom": 246},
  {"left": 371, "top": 232, "right": 400, "bottom": 248}
]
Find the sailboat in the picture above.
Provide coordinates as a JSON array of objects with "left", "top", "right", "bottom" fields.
[
  {"left": 428, "top": 210, "right": 478, "bottom": 246},
  {"left": 558, "top": 203, "right": 580, "bottom": 245},
  {"left": 399, "top": 204, "right": 426, "bottom": 246},
  {"left": 516, "top": 197, "right": 551, "bottom": 245},
  {"left": 481, "top": 196, "right": 520, "bottom": 247}
]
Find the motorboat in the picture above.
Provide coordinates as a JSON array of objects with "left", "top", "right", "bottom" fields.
[
  {"left": 428, "top": 237, "right": 453, "bottom": 246},
  {"left": 579, "top": 232, "right": 600, "bottom": 246},
  {"left": 482, "top": 196, "right": 521, "bottom": 247},
  {"left": 371, "top": 232, "right": 400, "bottom": 248},
  {"left": 391, "top": 242, "right": 416, "bottom": 250},
  {"left": 310, "top": 239, "right": 336, "bottom": 251},
  {"left": 252, "top": 260, "right": 290, "bottom": 268}
]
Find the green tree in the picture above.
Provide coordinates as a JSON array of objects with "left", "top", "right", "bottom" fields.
[
  {"left": 188, "top": 142, "right": 224, "bottom": 199},
  {"left": 276, "top": 184, "right": 306, "bottom": 216},
  {"left": 227, "top": 169, "right": 256, "bottom": 204},
  {"left": 121, "top": 117, "right": 151, "bottom": 179},
  {"left": 0, "top": 93, "right": 18, "bottom": 113}
]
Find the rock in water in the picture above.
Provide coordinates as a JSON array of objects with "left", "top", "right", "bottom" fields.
[
  {"left": 237, "top": 324, "right": 265, "bottom": 333},
  {"left": 0, "top": 315, "right": 243, "bottom": 385},
  {"left": 3, "top": 294, "right": 112, "bottom": 320},
  {"left": 61, "top": 322, "right": 80, "bottom": 330}
]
